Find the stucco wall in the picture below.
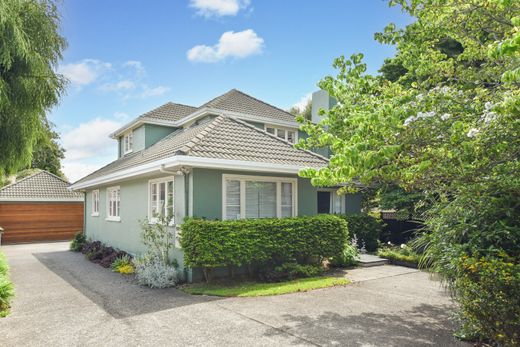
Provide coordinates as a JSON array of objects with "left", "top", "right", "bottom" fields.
[
  {"left": 191, "top": 168, "right": 319, "bottom": 219},
  {"left": 144, "top": 124, "right": 176, "bottom": 148}
]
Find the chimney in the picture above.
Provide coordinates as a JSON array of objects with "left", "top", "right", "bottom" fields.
[{"left": 311, "top": 90, "right": 336, "bottom": 124}]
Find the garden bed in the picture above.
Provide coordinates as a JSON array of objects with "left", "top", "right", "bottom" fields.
[{"left": 181, "top": 276, "right": 349, "bottom": 297}]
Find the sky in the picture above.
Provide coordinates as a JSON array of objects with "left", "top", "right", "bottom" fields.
[{"left": 51, "top": 0, "right": 413, "bottom": 182}]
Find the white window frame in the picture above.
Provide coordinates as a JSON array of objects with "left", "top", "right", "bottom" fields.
[
  {"left": 318, "top": 188, "right": 346, "bottom": 214},
  {"left": 123, "top": 132, "right": 133, "bottom": 154},
  {"left": 222, "top": 174, "right": 298, "bottom": 220},
  {"left": 106, "top": 186, "right": 121, "bottom": 222},
  {"left": 148, "top": 177, "right": 175, "bottom": 224},
  {"left": 264, "top": 124, "right": 298, "bottom": 144},
  {"left": 91, "top": 189, "right": 99, "bottom": 216}
]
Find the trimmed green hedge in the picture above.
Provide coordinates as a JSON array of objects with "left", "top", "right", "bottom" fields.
[
  {"left": 0, "top": 251, "right": 14, "bottom": 317},
  {"left": 180, "top": 215, "right": 348, "bottom": 271},
  {"left": 338, "top": 213, "right": 383, "bottom": 252}
]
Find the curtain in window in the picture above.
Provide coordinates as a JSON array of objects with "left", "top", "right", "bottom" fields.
[
  {"left": 225, "top": 180, "right": 241, "bottom": 219},
  {"left": 245, "top": 181, "right": 276, "bottom": 218}
]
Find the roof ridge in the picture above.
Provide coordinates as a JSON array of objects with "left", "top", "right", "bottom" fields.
[
  {"left": 228, "top": 116, "right": 329, "bottom": 162},
  {"left": 231, "top": 89, "right": 296, "bottom": 119},
  {"left": 139, "top": 101, "right": 196, "bottom": 120},
  {"left": 0, "top": 170, "right": 70, "bottom": 192},
  {"left": 177, "top": 116, "right": 225, "bottom": 155}
]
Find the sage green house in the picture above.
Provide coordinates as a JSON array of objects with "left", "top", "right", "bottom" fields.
[{"left": 70, "top": 89, "right": 361, "bottom": 281}]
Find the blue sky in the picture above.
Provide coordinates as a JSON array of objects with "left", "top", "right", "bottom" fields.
[{"left": 53, "top": 0, "right": 413, "bottom": 181}]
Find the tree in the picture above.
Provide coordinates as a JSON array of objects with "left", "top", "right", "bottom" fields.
[
  {"left": 297, "top": 0, "right": 519, "bottom": 344},
  {"left": 288, "top": 99, "right": 312, "bottom": 120},
  {"left": 27, "top": 120, "right": 65, "bottom": 177},
  {"left": 0, "top": 0, "right": 67, "bottom": 176}
]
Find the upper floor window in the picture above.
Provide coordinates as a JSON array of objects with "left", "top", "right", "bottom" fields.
[
  {"left": 123, "top": 132, "right": 133, "bottom": 154},
  {"left": 91, "top": 190, "right": 99, "bottom": 216},
  {"left": 223, "top": 174, "right": 297, "bottom": 220},
  {"left": 106, "top": 186, "right": 120, "bottom": 221},
  {"left": 265, "top": 126, "right": 297, "bottom": 143},
  {"left": 149, "top": 177, "right": 174, "bottom": 224}
]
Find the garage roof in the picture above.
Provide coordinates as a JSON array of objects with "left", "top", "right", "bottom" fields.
[{"left": 0, "top": 171, "right": 83, "bottom": 202}]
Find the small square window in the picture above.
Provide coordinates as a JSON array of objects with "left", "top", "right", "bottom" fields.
[
  {"left": 276, "top": 129, "right": 285, "bottom": 139},
  {"left": 266, "top": 127, "right": 275, "bottom": 135}
]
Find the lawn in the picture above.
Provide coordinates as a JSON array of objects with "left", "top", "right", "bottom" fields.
[{"left": 181, "top": 276, "right": 349, "bottom": 297}]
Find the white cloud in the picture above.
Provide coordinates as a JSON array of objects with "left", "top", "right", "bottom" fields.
[
  {"left": 62, "top": 161, "right": 105, "bottom": 183},
  {"left": 292, "top": 92, "right": 312, "bottom": 112},
  {"left": 123, "top": 60, "right": 146, "bottom": 76},
  {"left": 190, "top": 0, "right": 250, "bottom": 17},
  {"left": 99, "top": 80, "right": 136, "bottom": 92},
  {"left": 187, "top": 29, "right": 264, "bottom": 63},
  {"left": 62, "top": 118, "right": 122, "bottom": 161},
  {"left": 59, "top": 59, "right": 111, "bottom": 85},
  {"left": 139, "top": 85, "right": 170, "bottom": 98}
]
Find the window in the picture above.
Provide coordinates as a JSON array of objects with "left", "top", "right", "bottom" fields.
[
  {"left": 223, "top": 175, "right": 297, "bottom": 220},
  {"left": 264, "top": 125, "right": 297, "bottom": 143},
  {"left": 106, "top": 186, "right": 120, "bottom": 221},
  {"left": 123, "top": 132, "right": 133, "bottom": 154},
  {"left": 149, "top": 178, "right": 174, "bottom": 223},
  {"left": 91, "top": 190, "right": 99, "bottom": 216}
]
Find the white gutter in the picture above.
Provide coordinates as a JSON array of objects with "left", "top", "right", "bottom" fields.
[
  {"left": 70, "top": 155, "right": 318, "bottom": 190},
  {"left": 110, "top": 107, "right": 300, "bottom": 139}
]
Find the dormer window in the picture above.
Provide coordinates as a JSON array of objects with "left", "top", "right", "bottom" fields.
[
  {"left": 265, "top": 126, "right": 297, "bottom": 144},
  {"left": 123, "top": 132, "right": 133, "bottom": 154}
]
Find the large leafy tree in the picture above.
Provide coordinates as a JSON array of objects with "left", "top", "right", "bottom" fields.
[
  {"left": 0, "top": 0, "right": 66, "bottom": 176},
  {"left": 298, "top": 0, "right": 519, "bottom": 344},
  {"left": 27, "top": 120, "right": 65, "bottom": 177}
]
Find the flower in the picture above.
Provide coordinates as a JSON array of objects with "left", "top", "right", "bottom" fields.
[
  {"left": 440, "top": 113, "right": 451, "bottom": 121},
  {"left": 467, "top": 128, "right": 480, "bottom": 138},
  {"left": 404, "top": 116, "right": 416, "bottom": 126}
]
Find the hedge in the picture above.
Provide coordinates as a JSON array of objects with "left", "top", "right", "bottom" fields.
[
  {"left": 180, "top": 215, "right": 348, "bottom": 273},
  {"left": 338, "top": 213, "right": 383, "bottom": 252}
]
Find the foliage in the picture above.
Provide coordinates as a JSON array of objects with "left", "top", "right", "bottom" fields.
[
  {"left": 338, "top": 214, "right": 383, "bottom": 252},
  {"left": 258, "top": 263, "right": 324, "bottom": 283},
  {"left": 111, "top": 255, "right": 134, "bottom": 274},
  {"left": 329, "top": 241, "right": 359, "bottom": 268},
  {"left": 81, "top": 240, "right": 129, "bottom": 268},
  {"left": 140, "top": 216, "right": 176, "bottom": 266},
  {"left": 134, "top": 255, "right": 180, "bottom": 288},
  {"left": 0, "top": 251, "right": 14, "bottom": 317},
  {"left": 0, "top": 0, "right": 67, "bottom": 176},
  {"left": 27, "top": 120, "right": 65, "bottom": 177},
  {"left": 69, "top": 231, "right": 86, "bottom": 252},
  {"left": 296, "top": 0, "right": 519, "bottom": 343},
  {"left": 182, "top": 276, "right": 349, "bottom": 297},
  {"left": 377, "top": 243, "right": 421, "bottom": 266},
  {"left": 288, "top": 98, "right": 312, "bottom": 120},
  {"left": 180, "top": 215, "right": 348, "bottom": 281},
  {"left": 454, "top": 256, "right": 520, "bottom": 346}
]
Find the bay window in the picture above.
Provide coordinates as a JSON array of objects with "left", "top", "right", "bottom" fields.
[
  {"left": 149, "top": 177, "right": 174, "bottom": 223},
  {"left": 106, "top": 186, "right": 120, "bottom": 221},
  {"left": 223, "top": 175, "right": 297, "bottom": 220}
]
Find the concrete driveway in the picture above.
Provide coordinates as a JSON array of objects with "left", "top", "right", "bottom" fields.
[{"left": 0, "top": 242, "right": 467, "bottom": 347}]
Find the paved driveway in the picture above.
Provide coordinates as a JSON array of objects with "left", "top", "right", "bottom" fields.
[{"left": 0, "top": 242, "right": 467, "bottom": 346}]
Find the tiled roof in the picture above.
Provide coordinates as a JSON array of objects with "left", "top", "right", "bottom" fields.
[
  {"left": 200, "top": 89, "right": 297, "bottom": 124},
  {"left": 139, "top": 102, "right": 197, "bottom": 122},
  {"left": 74, "top": 116, "right": 327, "bottom": 186},
  {"left": 0, "top": 171, "right": 83, "bottom": 201}
]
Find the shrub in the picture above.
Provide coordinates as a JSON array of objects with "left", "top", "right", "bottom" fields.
[
  {"left": 258, "top": 263, "right": 324, "bottom": 282},
  {"left": 377, "top": 243, "right": 421, "bottom": 265},
  {"left": 81, "top": 240, "right": 129, "bottom": 268},
  {"left": 140, "top": 216, "right": 176, "bottom": 265},
  {"left": 181, "top": 215, "right": 348, "bottom": 281},
  {"left": 338, "top": 213, "right": 383, "bottom": 252},
  {"left": 454, "top": 256, "right": 520, "bottom": 346},
  {"left": 111, "top": 255, "right": 134, "bottom": 274},
  {"left": 69, "top": 231, "right": 86, "bottom": 252},
  {"left": 134, "top": 255, "right": 180, "bottom": 288},
  {"left": 0, "top": 251, "right": 14, "bottom": 317},
  {"left": 329, "top": 242, "right": 359, "bottom": 267}
]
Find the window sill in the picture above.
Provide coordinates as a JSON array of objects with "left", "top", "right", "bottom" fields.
[
  {"left": 105, "top": 217, "right": 121, "bottom": 222},
  {"left": 91, "top": 213, "right": 99, "bottom": 217}
]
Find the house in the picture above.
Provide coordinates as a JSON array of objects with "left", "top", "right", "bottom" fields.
[
  {"left": 0, "top": 170, "right": 84, "bottom": 244},
  {"left": 70, "top": 89, "right": 361, "bottom": 279}
]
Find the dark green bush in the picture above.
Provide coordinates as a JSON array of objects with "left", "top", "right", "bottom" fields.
[
  {"left": 258, "top": 263, "right": 324, "bottom": 282},
  {"left": 454, "top": 256, "right": 520, "bottom": 346},
  {"left": 181, "top": 215, "right": 348, "bottom": 280},
  {"left": 329, "top": 242, "right": 358, "bottom": 267},
  {"left": 0, "top": 251, "right": 14, "bottom": 317},
  {"left": 69, "top": 231, "right": 86, "bottom": 252},
  {"left": 338, "top": 213, "right": 382, "bottom": 252}
]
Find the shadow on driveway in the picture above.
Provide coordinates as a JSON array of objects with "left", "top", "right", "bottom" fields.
[
  {"left": 34, "top": 250, "right": 219, "bottom": 319},
  {"left": 263, "top": 303, "right": 464, "bottom": 346}
]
